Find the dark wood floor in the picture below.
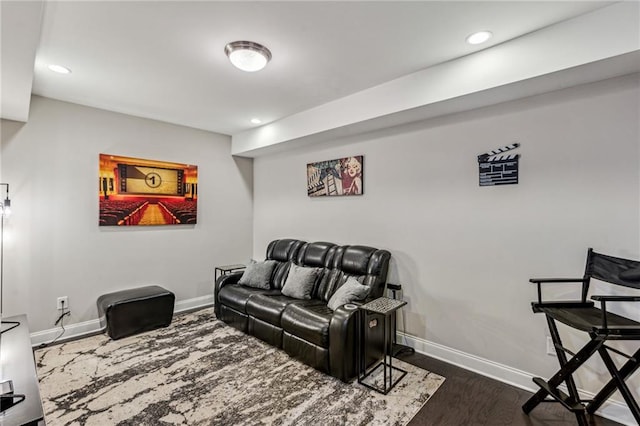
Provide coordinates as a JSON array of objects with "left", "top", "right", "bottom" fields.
[{"left": 397, "top": 350, "right": 623, "bottom": 426}]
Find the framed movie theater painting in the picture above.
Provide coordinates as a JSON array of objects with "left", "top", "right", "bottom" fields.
[
  {"left": 99, "top": 154, "right": 198, "bottom": 226},
  {"left": 307, "top": 155, "right": 363, "bottom": 197}
]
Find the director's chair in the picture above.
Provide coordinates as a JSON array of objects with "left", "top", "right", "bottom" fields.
[{"left": 522, "top": 248, "right": 640, "bottom": 425}]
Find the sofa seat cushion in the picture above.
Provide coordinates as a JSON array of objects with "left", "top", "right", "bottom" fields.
[
  {"left": 281, "top": 302, "right": 333, "bottom": 348},
  {"left": 246, "top": 294, "right": 317, "bottom": 326},
  {"left": 218, "top": 284, "right": 278, "bottom": 314}
]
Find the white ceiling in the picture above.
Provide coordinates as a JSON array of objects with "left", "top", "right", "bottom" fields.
[{"left": 2, "top": 1, "right": 621, "bottom": 137}]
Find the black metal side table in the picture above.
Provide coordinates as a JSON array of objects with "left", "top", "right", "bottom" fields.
[
  {"left": 214, "top": 264, "right": 246, "bottom": 281},
  {"left": 357, "top": 297, "right": 408, "bottom": 394},
  {"left": 387, "top": 283, "right": 415, "bottom": 357}
]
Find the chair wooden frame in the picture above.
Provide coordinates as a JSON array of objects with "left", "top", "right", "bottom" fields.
[{"left": 522, "top": 248, "right": 640, "bottom": 425}]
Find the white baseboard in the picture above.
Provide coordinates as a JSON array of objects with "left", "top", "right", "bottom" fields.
[
  {"left": 30, "top": 295, "right": 214, "bottom": 347},
  {"left": 397, "top": 331, "right": 635, "bottom": 426},
  {"left": 30, "top": 317, "right": 102, "bottom": 347},
  {"left": 174, "top": 294, "right": 214, "bottom": 313}
]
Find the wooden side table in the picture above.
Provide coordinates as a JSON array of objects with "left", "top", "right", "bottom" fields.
[
  {"left": 357, "top": 297, "right": 408, "bottom": 394},
  {"left": 214, "top": 264, "right": 246, "bottom": 281}
]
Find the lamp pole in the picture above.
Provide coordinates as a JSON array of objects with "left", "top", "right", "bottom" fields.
[
  {"left": 0, "top": 182, "right": 23, "bottom": 414},
  {"left": 0, "top": 183, "right": 17, "bottom": 334}
]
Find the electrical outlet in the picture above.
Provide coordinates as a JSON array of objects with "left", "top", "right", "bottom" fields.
[
  {"left": 57, "top": 296, "right": 68, "bottom": 310},
  {"left": 546, "top": 336, "right": 555, "bottom": 355}
]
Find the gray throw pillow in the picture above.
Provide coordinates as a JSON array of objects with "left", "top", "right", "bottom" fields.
[
  {"left": 238, "top": 260, "right": 277, "bottom": 289},
  {"left": 327, "top": 277, "right": 370, "bottom": 311},
  {"left": 281, "top": 264, "right": 321, "bottom": 300}
]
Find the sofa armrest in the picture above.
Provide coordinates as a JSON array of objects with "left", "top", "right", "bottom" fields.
[
  {"left": 329, "top": 303, "right": 361, "bottom": 382},
  {"left": 214, "top": 271, "right": 244, "bottom": 318}
]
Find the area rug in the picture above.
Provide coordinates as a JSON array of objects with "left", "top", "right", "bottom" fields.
[{"left": 35, "top": 308, "right": 444, "bottom": 425}]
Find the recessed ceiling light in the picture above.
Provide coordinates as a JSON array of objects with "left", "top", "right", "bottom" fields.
[
  {"left": 48, "top": 64, "right": 72, "bottom": 74},
  {"left": 250, "top": 118, "right": 262, "bottom": 125},
  {"left": 466, "top": 31, "right": 493, "bottom": 45},
  {"left": 225, "top": 41, "right": 272, "bottom": 72}
]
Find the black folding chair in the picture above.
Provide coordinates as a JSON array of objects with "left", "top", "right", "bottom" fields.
[{"left": 522, "top": 248, "right": 640, "bottom": 425}]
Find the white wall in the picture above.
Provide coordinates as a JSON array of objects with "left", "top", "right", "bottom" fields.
[
  {"left": 253, "top": 75, "right": 640, "bottom": 406},
  {"left": 0, "top": 96, "right": 253, "bottom": 332}
]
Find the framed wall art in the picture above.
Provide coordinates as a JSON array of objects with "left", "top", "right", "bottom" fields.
[
  {"left": 477, "top": 143, "right": 520, "bottom": 186},
  {"left": 99, "top": 153, "right": 198, "bottom": 226},
  {"left": 307, "top": 155, "right": 363, "bottom": 197}
]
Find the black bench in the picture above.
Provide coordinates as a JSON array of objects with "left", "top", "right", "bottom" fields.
[{"left": 97, "top": 285, "right": 175, "bottom": 340}]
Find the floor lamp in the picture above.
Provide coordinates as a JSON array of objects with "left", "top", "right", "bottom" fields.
[
  {"left": 0, "top": 182, "right": 24, "bottom": 412},
  {"left": 0, "top": 183, "right": 17, "bottom": 334}
]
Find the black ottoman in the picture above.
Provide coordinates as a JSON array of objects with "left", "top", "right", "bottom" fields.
[{"left": 97, "top": 285, "right": 175, "bottom": 340}]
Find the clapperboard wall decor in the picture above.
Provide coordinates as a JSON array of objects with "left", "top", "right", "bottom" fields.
[{"left": 477, "top": 143, "right": 520, "bottom": 186}]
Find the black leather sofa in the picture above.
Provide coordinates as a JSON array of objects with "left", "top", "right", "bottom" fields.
[{"left": 214, "top": 239, "right": 391, "bottom": 382}]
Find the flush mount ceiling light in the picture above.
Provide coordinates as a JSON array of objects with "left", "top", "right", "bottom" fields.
[
  {"left": 250, "top": 118, "right": 262, "bottom": 124},
  {"left": 224, "top": 41, "right": 272, "bottom": 72},
  {"left": 48, "top": 64, "right": 72, "bottom": 74},
  {"left": 466, "top": 31, "right": 493, "bottom": 45}
]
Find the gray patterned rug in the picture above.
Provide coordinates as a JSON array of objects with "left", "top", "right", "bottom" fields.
[{"left": 35, "top": 308, "right": 444, "bottom": 425}]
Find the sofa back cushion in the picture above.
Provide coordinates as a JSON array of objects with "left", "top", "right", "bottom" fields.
[
  {"left": 295, "top": 241, "right": 337, "bottom": 298},
  {"left": 265, "top": 239, "right": 306, "bottom": 289},
  {"left": 317, "top": 245, "right": 390, "bottom": 302},
  {"left": 296, "top": 241, "right": 337, "bottom": 268},
  {"left": 264, "top": 240, "right": 390, "bottom": 298}
]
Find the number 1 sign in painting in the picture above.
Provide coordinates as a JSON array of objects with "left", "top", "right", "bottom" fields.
[{"left": 98, "top": 154, "right": 198, "bottom": 226}]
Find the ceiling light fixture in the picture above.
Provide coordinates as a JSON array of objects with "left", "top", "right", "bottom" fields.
[
  {"left": 48, "top": 64, "right": 72, "bottom": 74},
  {"left": 224, "top": 41, "right": 272, "bottom": 72},
  {"left": 250, "top": 118, "right": 262, "bottom": 125},
  {"left": 466, "top": 31, "right": 493, "bottom": 45}
]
